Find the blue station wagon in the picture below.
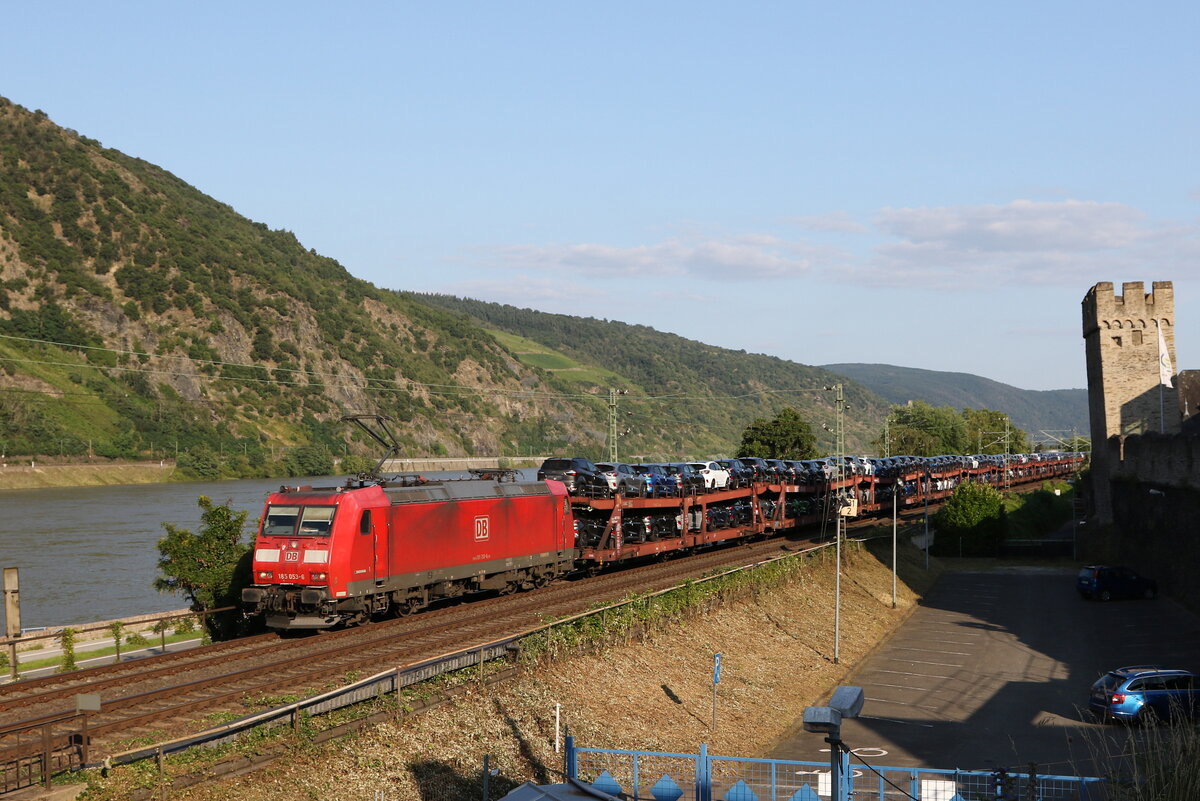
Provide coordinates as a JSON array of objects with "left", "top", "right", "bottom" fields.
[{"left": 1089, "top": 665, "right": 1200, "bottom": 723}]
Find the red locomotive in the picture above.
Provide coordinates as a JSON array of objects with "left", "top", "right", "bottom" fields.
[{"left": 241, "top": 477, "right": 576, "bottom": 629}]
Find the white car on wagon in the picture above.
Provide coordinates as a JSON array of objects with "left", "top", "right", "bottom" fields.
[{"left": 687, "top": 460, "right": 731, "bottom": 489}]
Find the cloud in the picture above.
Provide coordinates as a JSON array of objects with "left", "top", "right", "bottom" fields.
[
  {"left": 461, "top": 200, "right": 1199, "bottom": 296},
  {"left": 877, "top": 199, "right": 1149, "bottom": 251},
  {"left": 489, "top": 236, "right": 845, "bottom": 281},
  {"left": 788, "top": 211, "right": 869, "bottom": 234},
  {"left": 861, "top": 199, "right": 1200, "bottom": 288},
  {"left": 435, "top": 275, "right": 614, "bottom": 309}
]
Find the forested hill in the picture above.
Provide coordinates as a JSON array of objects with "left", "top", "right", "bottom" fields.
[
  {"left": 0, "top": 95, "right": 887, "bottom": 472},
  {"left": 0, "top": 97, "right": 611, "bottom": 472},
  {"left": 820, "top": 363, "right": 1089, "bottom": 438},
  {"left": 415, "top": 294, "right": 892, "bottom": 453}
]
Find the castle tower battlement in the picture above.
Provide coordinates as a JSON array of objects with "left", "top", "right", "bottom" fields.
[
  {"left": 1082, "top": 280, "right": 1180, "bottom": 522},
  {"left": 1083, "top": 281, "right": 1175, "bottom": 339}
]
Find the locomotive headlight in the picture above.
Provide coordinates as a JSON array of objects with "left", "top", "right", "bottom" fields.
[
  {"left": 258, "top": 570, "right": 273, "bottom": 579},
  {"left": 310, "top": 572, "right": 327, "bottom": 581}
]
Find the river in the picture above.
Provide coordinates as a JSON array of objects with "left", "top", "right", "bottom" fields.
[{"left": 0, "top": 469, "right": 533, "bottom": 629}]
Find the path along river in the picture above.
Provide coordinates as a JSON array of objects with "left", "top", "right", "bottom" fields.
[{"left": 0, "top": 469, "right": 529, "bottom": 629}]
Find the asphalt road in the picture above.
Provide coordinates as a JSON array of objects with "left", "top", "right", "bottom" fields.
[{"left": 768, "top": 566, "right": 1200, "bottom": 778}]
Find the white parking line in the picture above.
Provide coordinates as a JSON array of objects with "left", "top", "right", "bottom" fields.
[
  {"left": 870, "top": 682, "right": 934, "bottom": 692},
  {"left": 870, "top": 669, "right": 956, "bottom": 681},
  {"left": 866, "top": 696, "right": 942, "bottom": 714},
  {"left": 878, "top": 657, "right": 964, "bottom": 668},
  {"left": 858, "top": 714, "right": 934, "bottom": 728},
  {"left": 909, "top": 630, "right": 982, "bottom": 639},
  {"left": 887, "top": 646, "right": 971, "bottom": 656}
]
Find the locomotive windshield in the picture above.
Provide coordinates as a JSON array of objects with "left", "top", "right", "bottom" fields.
[{"left": 263, "top": 505, "right": 336, "bottom": 537}]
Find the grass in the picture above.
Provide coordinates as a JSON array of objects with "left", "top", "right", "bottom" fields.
[
  {"left": 1082, "top": 720, "right": 1200, "bottom": 800},
  {"left": 1003, "top": 481, "right": 1074, "bottom": 539},
  {"left": 485, "top": 328, "right": 625, "bottom": 384},
  {"left": 12, "top": 631, "right": 202, "bottom": 675}
]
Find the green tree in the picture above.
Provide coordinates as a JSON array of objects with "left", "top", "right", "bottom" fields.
[
  {"left": 177, "top": 445, "right": 221, "bottom": 480},
  {"left": 737, "top": 407, "right": 817, "bottom": 459},
  {"left": 933, "top": 480, "right": 1005, "bottom": 556},
  {"left": 154, "top": 496, "right": 253, "bottom": 640},
  {"left": 339, "top": 453, "right": 376, "bottom": 474},
  {"left": 890, "top": 401, "right": 967, "bottom": 456},
  {"left": 961, "top": 408, "right": 1029, "bottom": 454},
  {"left": 282, "top": 443, "right": 334, "bottom": 477},
  {"left": 58, "top": 627, "right": 77, "bottom": 672}
]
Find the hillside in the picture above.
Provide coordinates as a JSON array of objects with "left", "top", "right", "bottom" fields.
[
  {"left": 821, "top": 363, "right": 1089, "bottom": 440},
  {"left": 0, "top": 96, "right": 889, "bottom": 470},
  {"left": 416, "top": 294, "right": 893, "bottom": 454},
  {"left": 0, "top": 97, "right": 615, "bottom": 471}
]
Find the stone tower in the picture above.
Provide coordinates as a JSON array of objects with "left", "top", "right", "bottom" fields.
[{"left": 1082, "top": 281, "right": 1179, "bottom": 521}]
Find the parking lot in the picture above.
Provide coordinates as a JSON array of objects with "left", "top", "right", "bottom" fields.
[{"left": 768, "top": 566, "right": 1200, "bottom": 776}]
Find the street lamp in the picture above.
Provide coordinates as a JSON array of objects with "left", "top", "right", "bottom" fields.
[{"left": 803, "top": 686, "right": 865, "bottom": 801}]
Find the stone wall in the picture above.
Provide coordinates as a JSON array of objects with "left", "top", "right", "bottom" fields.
[{"left": 1098, "top": 431, "right": 1200, "bottom": 613}]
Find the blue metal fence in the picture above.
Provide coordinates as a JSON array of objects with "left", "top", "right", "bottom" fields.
[{"left": 564, "top": 738, "right": 1105, "bottom": 801}]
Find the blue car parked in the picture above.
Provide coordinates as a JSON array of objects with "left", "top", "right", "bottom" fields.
[
  {"left": 1077, "top": 565, "right": 1157, "bottom": 601},
  {"left": 1089, "top": 665, "right": 1200, "bottom": 724}
]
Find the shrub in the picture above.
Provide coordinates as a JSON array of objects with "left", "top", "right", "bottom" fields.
[
  {"left": 932, "top": 480, "right": 1005, "bottom": 556},
  {"left": 154, "top": 496, "right": 253, "bottom": 641}
]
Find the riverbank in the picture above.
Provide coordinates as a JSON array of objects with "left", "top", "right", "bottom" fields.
[{"left": 0, "top": 461, "right": 178, "bottom": 490}]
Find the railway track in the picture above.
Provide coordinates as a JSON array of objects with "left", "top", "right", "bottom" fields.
[{"left": 0, "top": 526, "right": 845, "bottom": 766}]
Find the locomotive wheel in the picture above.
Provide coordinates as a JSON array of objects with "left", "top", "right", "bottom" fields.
[{"left": 397, "top": 599, "right": 422, "bottom": 616}]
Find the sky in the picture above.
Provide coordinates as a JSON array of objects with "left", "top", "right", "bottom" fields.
[{"left": 2, "top": 1, "right": 1197, "bottom": 391}]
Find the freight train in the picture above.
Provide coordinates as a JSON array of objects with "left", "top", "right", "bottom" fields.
[{"left": 241, "top": 423, "right": 1085, "bottom": 630}]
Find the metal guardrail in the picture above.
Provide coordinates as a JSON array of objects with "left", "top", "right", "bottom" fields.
[{"left": 567, "top": 740, "right": 1107, "bottom": 801}]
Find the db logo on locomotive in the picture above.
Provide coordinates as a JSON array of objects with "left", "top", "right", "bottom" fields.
[{"left": 473, "top": 515, "right": 489, "bottom": 541}]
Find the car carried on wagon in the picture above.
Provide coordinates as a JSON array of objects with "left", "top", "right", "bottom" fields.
[
  {"left": 594, "top": 462, "right": 645, "bottom": 496},
  {"left": 688, "top": 460, "right": 731, "bottom": 490},
  {"left": 536, "top": 457, "right": 608, "bottom": 496},
  {"left": 631, "top": 463, "right": 678, "bottom": 497}
]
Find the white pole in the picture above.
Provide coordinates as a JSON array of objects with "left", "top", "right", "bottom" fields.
[
  {"left": 891, "top": 490, "right": 897, "bottom": 609},
  {"left": 834, "top": 510, "right": 841, "bottom": 665},
  {"left": 923, "top": 478, "right": 930, "bottom": 570}
]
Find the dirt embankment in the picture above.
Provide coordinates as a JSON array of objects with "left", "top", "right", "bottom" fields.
[
  {"left": 80, "top": 538, "right": 941, "bottom": 801},
  {"left": 0, "top": 461, "right": 177, "bottom": 490}
]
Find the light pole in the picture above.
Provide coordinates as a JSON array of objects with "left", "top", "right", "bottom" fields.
[
  {"left": 607, "top": 388, "right": 627, "bottom": 462},
  {"left": 824, "top": 384, "right": 847, "bottom": 664},
  {"left": 891, "top": 489, "right": 897, "bottom": 608},
  {"left": 923, "top": 468, "right": 930, "bottom": 570},
  {"left": 802, "top": 686, "right": 865, "bottom": 801}
]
